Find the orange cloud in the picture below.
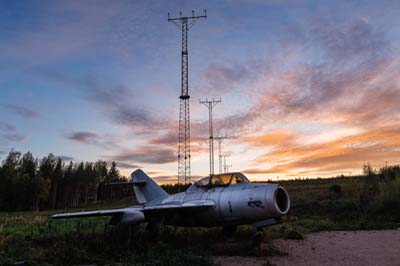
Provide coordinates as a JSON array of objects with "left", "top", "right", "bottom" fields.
[
  {"left": 241, "top": 130, "right": 294, "bottom": 147},
  {"left": 243, "top": 125, "right": 400, "bottom": 177}
]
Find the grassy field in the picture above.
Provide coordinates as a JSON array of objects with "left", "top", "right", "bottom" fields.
[
  {"left": 277, "top": 175, "right": 400, "bottom": 235},
  {"left": 1, "top": 173, "right": 399, "bottom": 265}
]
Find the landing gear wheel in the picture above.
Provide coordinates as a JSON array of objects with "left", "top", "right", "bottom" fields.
[{"left": 252, "top": 227, "right": 265, "bottom": 256}]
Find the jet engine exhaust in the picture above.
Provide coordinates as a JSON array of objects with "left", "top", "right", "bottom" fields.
[{"left": 274, "top": 186, "right": 290, "bottom": 215}]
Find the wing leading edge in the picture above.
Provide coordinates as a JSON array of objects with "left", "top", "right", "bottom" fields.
[
  {"left": 51, "top": 200, "right": 215, "bottom": 220},
  {"left": 51, "top": 208, "right": 137, "bottom": 219},
  {"left": 144, "top": 199, "right": 215, "bottom": 211}
]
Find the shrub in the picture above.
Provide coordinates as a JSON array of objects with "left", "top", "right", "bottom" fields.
[{"left": 372, "top": 175, "right": 400, "bottom": 216}]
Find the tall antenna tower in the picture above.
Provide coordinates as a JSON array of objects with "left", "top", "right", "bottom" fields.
[
  {"left": 199, "top": 98, "right": 221, "bottom": 175},
  {"left": 215, "top": 136, "right": 227, "bottom": 173},
  {"left": 168, "top": 10, "right": 207, "bottom": 185}
]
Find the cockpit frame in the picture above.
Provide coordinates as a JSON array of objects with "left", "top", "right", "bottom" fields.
[{"left": 194, "top": 172, "right": 250, "bottom": 189}]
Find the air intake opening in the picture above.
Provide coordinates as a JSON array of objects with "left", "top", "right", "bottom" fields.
[{"left": 276, "top": 187, "right": 289, "bottom": 213}]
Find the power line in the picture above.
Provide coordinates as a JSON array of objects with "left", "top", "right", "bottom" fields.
[
  {"left": 168, "top": 10, "right": 207, "bottom": 185},
  {"left": 199, "top": 98, "right": 221, "bottom": 175},
  {"left": 221, "top": 152, "right": 231, "bottom": 173},
  {"left": 215, "top": 135, "right": 227, "bottom": 174}
]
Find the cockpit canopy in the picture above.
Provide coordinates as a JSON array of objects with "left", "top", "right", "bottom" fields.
[{"left": 194, "top": 172, "right": 250, "bottom": 188}]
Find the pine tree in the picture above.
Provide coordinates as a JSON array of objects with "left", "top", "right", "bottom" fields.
[
  {"left": 1, "top": 150, "right": 22, "bottom": 210},
  {"left": 39, "top": 154, "right": 56, "bottom": 209},
  {"left": 106, "top": 161, "right": 121, "bottom": 182},
  {"left": 49, "top": 158, "right": 63, "bottom": 209},
  {"left": 20, "top": 152, "right": 38, "bottom": 209}
]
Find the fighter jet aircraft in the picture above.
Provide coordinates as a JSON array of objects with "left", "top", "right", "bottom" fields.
[{"left": 52, "top": 169, "right": 290, "bottom": 235}]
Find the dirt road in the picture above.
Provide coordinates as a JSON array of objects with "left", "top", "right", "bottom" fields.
[{"left": 216, "top": 230, "right": 400, "bottom": 266}]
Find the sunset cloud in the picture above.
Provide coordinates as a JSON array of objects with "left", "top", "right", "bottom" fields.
[
  {"left": 34, "top": 70, "right": 171, "bottom": 131},
  {"left": 108, "top": 145, "right": 177, "bottom": 165},
  {"left": 0, "top": 122, "right": 28, "bottom": 144},
  {"left": 113, "top": 161, "right": 140, "bottom": 169},
  {"left": 65, "top": 131, "right": 119, "bottom": 149},
  {"left": 66, "top": 131, "right": 99, "bottom": 143},
  {"left": 241, "top": 130, "right": 294, "bottom": 147},
  {"left": 201, "top": 61, "right": 260, "bottom": 93},
  {"left": 0, "top": 103, "right": 39, "bottom": 119},
  {"left": 216, "top": 18, "right": 398, "bottom": 129},
  {"left": 1, "top": 1, "right": 400, "bottom": 181},
  {"left": 1, "top": 134, "right": 28, "bottom": 143},
  {"left": 244, "top": 125, "right": 400, "bottom": 177},
  {"left": 84, "top": 82, "right": 171, "bottom": 130},
  {"left": 0, "top": 122, "right": 16, "bottom": 132}
]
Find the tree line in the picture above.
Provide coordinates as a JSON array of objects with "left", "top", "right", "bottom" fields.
[{"left": 0, "top": 150, "right": 131, "bottom": 212}]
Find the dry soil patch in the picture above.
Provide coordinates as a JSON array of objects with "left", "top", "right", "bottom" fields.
[{"left": 215, "top": 230, "right": 400, "bottom": 266}]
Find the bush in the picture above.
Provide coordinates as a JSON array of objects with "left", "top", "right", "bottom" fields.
[{"left": 372, "top": 175, "right": 400, "bottom": 216}]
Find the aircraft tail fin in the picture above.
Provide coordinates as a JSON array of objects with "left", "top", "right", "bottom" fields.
[{"left": 131, "top": 169, "right": 168, "bottom": 204}]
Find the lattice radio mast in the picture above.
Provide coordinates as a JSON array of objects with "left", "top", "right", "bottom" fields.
[
  {"left": 199, "top": 98, "right": 221, "bottom": 175},
  {"left": 168, "top": 10, "right": 207, "bottom": 185}
]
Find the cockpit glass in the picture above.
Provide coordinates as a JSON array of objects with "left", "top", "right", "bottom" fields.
[
  {"left": 195, "top": 173, "right": 250, "bottom": 188},
  {"left": 195, "top": 176, "right": 211, "bottom": 186},
  {"left": 210, "top": 174, "right": 231, "bottom": 186},
  {"left": 230, "top": 173, "right": 249, "bottom": 184}
]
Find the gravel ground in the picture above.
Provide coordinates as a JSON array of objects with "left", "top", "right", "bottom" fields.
[{"left": 215, "top": 230, "right": 400, "bottom": 266}]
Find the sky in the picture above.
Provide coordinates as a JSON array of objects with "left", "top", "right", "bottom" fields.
[{"left": 1, "top": 0, "right": 400, "bottom": 183}]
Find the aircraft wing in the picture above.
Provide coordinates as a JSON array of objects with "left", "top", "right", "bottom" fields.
[
  {"left": 51, "top": 200, "right": 214, "bottom": 220},
  {"left": 51, "top": 207, "right": 142, "bottom": 219},
  {"left": 143, "top": 200, "right": 215, "bottom": 211}
]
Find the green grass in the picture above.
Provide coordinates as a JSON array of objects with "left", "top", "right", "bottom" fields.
[
  {"left": 0, "top": 213, "right": 216, "bottom": 265},
  {"left": 1, "top": 174, "right": 400, "bottom": 265},
  {"left": 275, "top": 174, "right": 400, "bottom": 235}
]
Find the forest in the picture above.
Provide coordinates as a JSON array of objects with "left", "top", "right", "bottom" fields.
[{"left": 0, "top": 150, "right": 130, "bottom": 211}]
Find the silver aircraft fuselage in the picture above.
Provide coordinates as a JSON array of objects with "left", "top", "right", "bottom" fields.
[{"left": 144, "top": 181, "right": 290, "bottom": 227}]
